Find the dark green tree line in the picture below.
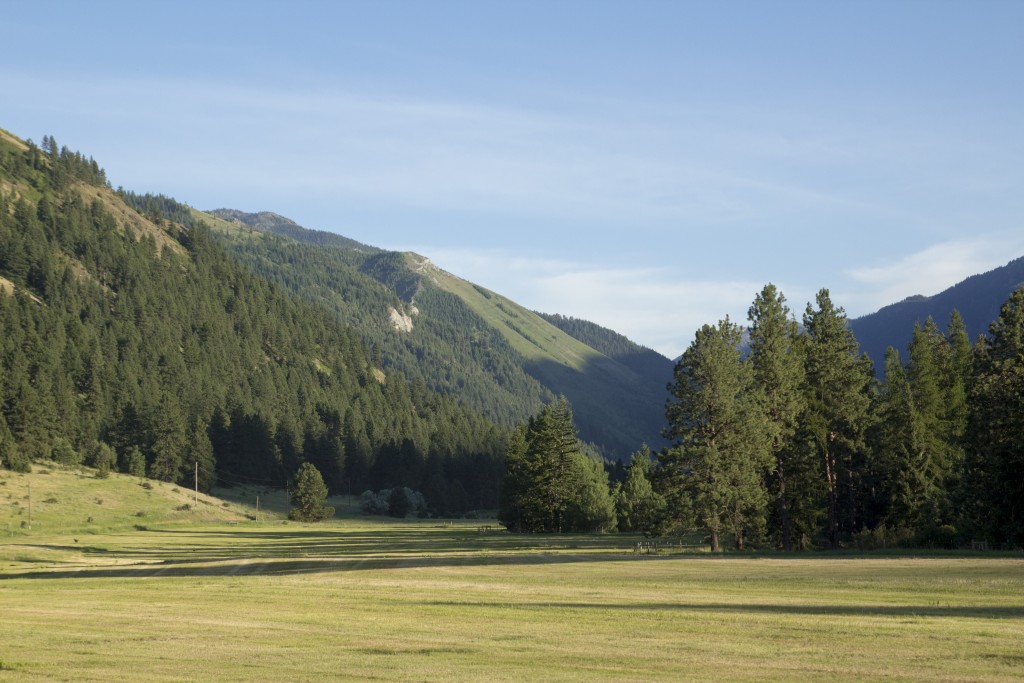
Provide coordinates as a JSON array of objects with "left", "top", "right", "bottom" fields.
[
  {"left": 498, "top": 397, "right": 616, "bottom": 533},
  {"left": 656, "top": 283, "right": 1024, "bottom": 550}
]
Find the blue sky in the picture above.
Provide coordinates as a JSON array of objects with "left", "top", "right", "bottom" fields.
[{"left": 3, "top": 1, "right": 1024, "bottom": 356}]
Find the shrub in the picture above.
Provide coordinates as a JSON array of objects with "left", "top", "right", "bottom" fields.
[
  {"left": 917, "top": 524, "right": 959, "bottom": 549},
  {"left": 88, "top": 442, "right": 116, "bottom": 479},
  {"left": 0, "top": 435, "right": 30, "bottom": 473},
  {"left": 122, "top": 446, "right": 146, "bottom": 478},
  {"left": 388, "top": 487, "right": 411, "bottom": 518},
  {"left": 360, "top": 488, "right": 427, "bottom": 517},
  {"left": 851, "top": 524, "right": 916, "bottom": 550},
  {"left": 51, "top": 438, "right": 81, "bottom": 466}
]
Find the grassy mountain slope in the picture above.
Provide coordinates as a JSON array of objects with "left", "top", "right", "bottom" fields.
[
  {"left": 535, "top": 312, "right": 674, "bottom": 387},
  {"left": 851, "top": 256, "right": 1024, "bottom": 368},
  {"left": 423, "top": 259, "right": 669, "bottom": 455},
  {"left": 204, "top": 209, "right": 670, "bottom": 458},
  {"left": 0, "top": 466, "right": 257, "bottom": 537}
]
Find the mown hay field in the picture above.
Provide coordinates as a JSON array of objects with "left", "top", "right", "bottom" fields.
[{"left": 2, "top": 517, "right": 1023, "bottom": 682}]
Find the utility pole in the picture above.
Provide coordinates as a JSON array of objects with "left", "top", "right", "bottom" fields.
[
  {"left": 28, "top": 482, "right": 32, "bottom": 530},
  {"left": 194, "top": 461, "right": 199, "bottom": 506},
  {"left": 256, "top": 496, "right": 260, "bottom": 524}
]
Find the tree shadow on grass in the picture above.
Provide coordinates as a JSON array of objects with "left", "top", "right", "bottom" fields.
[
  {"left": 421, "top": 600, "right": 1024, "bottom": 620},
  {"left": 34, "top": 527, "right": 624, "bottom": 564},
  {"left": 2, "top": 549, "right": 619, "bottom": 581}
]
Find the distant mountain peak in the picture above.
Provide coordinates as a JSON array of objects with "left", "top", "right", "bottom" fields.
[{"left": 206, "top": 208, "right": 379, "bottom": 253}]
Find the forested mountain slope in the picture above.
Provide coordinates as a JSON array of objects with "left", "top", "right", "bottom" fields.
[
  {"left": 851, "top": 256, "right": 1024, "bottom": 368},
  {"left": 205, "top": 209, "right": 670, "bottom": 457},
  {"left": 535, "top": 312, "right": 673, "bottom": 388},
  {"left": 0, "top": 129, "right": 506, "bottom": 513}
]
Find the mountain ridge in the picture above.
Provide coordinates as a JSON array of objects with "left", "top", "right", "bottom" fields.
[
  {"left": 202, "top": 207, "right": 671, "bottom": 457},
  {"left": 851, "top": 255, "right": 1024, "bottom": 368}
]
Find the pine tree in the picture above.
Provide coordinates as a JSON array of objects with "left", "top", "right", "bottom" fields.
[
  {"left": 874, "top": 346, "right": 917, "bottom": 526},
  {"left": 388, "top": 486, "right": 411, "bottom": 518},
  {"left": 661, "top": 318, "right": 771, "bottom": 551},
  {"left": 186, "top": 417, "right": 217, "bottom": 492},
  {"left": 124, "top": 445, "right": 146, "bottom": 478},
  {"left": 747, "top": 284, "right": 806, "bottom": 550},
  {"left": 289, "top": 462, "right": 334, "bottom": 522},
  {"left": 498, "top": 425, "right": 527, "bottom": 529},
  {"left": 146, "top": 394, "right": 187, "bottom": 483},
  {"left": 904, "top": 319, "right": 956, "bottom": 526},
  {"left": 527, "top": 397, "right": 586, "bottom": 532},
  {"left": 802, "top": 289, "right": 874, "bottom": 547},
  {"left": 615, "top": 445, "right": 665, "bottom": 535},
  {"left": 0, "top": 413, "right": 29, "bottom": 472},
  {"left": 90, "top": 441, "right": 116, "bottom": 479},
  {"left": 962, "top": 288, "right": 1024, "bottom": 544}
]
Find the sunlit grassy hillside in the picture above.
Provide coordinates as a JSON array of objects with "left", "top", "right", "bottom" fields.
[{"left": 0, "top": 466, "right": 257, "bottom": 537}]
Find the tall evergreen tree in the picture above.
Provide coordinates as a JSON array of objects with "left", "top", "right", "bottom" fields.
[
  {"left": 614, "top": 445, "right": 665, "bottom": 535},
  {"left": 802, "top": 289, "right": 874, "bottom": 547},
  {"left": 497, "top": 424, "right": 530, "bottom": 531},
  {"left": 0, "top": 413, "right": 29, "bottom": 472},
  {"left": 962, "top": 288, "right": 1024, "bottom": 545},
  {"left": 186, "top": 417, "right": 217, "bottom": 492},
  {"left": 874, "top": 346, "right": 917, "bottom": 526},
  {"left": 661, "top": 317, "right": 771, "bottom": 551},
  {"left": 903, "top": 319, "right": 958, "bottom": 526},
  {"left": 747, "top": 284, "right": 806, "bottom": 550},
  {"left": 521, "top": 397, "right": 585, "bottom": 533}
]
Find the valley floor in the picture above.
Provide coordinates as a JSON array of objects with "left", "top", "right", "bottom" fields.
[{"left": 1, "top": 520, "right": 1023, "bottom": 681}]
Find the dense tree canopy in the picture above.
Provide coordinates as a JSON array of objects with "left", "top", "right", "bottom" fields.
[
  {"left": 653, "top": 285, "right": 1024, "bottom": 550},
  {"left": 498, "top": 398, "right": 616, "bottom": 533}
]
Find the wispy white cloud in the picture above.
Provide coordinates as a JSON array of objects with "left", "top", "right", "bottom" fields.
[
  {"left": 411, "top": 237, "right": 1024, "bottom": 358},
  {"left": 410, "top": 246, "right": 769, "bottom": 358},
  {"left": 840, "top": 235, "right": 1024, "bottom": 316}
]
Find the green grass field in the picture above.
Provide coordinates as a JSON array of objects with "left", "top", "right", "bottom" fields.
[{"left": 2, "top": 468, "right": 1023, "bottom": 681}]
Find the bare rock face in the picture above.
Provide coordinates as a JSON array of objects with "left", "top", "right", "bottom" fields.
[{"left": 388, "top": 306, "right": 414, "bottom": 332}]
